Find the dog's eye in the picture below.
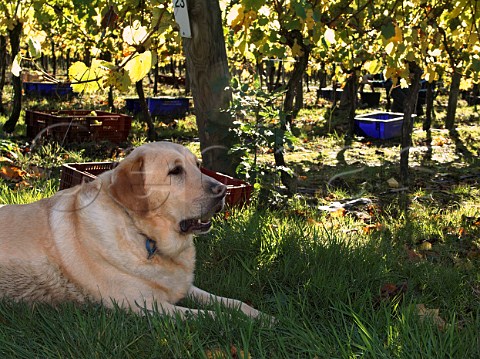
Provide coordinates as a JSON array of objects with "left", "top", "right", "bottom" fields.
[{"left": 168, "top": 166, "right": 183, "bottom": 176}]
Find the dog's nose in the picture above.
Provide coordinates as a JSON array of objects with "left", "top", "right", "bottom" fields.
[{"left": 211, "top": 183, "right": 227, "bottom": 197}]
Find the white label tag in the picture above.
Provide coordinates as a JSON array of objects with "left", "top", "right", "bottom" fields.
[{"left": 173, "top": 0, "right": 191, "bottom": 38}]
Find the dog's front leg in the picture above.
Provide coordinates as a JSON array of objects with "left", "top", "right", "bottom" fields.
[
  {"left": 187, "top": 286, "right": 262, "bottom": 318},
  {"left": 129, "top": 298, "right": 217, "bottom": 319}
]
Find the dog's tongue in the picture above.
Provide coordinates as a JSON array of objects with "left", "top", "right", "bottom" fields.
[{"left": 180, "top": 219, "right": 212, "bottom": 234}]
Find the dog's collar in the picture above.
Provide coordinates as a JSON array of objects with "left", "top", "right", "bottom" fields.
[
  {"left": 144, "top": 237, "right": 157, "bottom": 259},
  {"left": 119, "top": 204, "right": 157, "bottom": 260}
]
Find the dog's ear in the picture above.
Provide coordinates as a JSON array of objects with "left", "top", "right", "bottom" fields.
[{"left": 109, "top": 155, "right": 149, "bottom": 213}]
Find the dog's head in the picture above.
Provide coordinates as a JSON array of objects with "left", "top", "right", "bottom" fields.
[{"left": 108, "top": 142, "right": 226, "bottom": 235}]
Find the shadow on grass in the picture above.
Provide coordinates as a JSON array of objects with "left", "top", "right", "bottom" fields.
[
  {"left": 448, "top": 128, "right": 478, "bottom": 162},
  {"left": 191, "top": 208, "right": 480, "bottom": 358}
]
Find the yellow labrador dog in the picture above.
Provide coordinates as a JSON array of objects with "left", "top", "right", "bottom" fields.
[{"left": 0, "top": 141, "right": 261, "bottom": 319}]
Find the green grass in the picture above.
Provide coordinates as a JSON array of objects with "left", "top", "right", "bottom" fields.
[
  {"left": 0, "top": 206, "right": 479, "bottom": 358},
  {"left": 0, "top": 89, "right": 479, "bottom": 357}
]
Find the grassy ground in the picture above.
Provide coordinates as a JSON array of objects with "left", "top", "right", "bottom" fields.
[{"left": 0, "top": 88, "right": 479, "bottom": 358}]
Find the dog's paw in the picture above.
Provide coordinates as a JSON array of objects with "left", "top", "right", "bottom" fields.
[
  {"left": 259, "top": 312, "right": 278, "bottom": 327},
  {"left": 240, "top": 303, "right": 276, "bottom": 326}
]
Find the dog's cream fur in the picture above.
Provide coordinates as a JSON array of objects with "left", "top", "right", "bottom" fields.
[{"left": 0, "top": 142, "right": 261, "bottom": 319}]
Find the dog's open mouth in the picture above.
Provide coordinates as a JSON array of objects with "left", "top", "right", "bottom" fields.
[
  {"left": 180, "top": 201, "right": 224, "bottom": 235},
  {"left": 179, "top": 218, "right": 212, "bottom": 234}
]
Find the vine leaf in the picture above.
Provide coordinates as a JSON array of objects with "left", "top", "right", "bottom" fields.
[
  {"left": 324, "top": 28, "right": 336, "bottom": 46},
  {"left": 124, "top": 51, "right": 152, "bottom": 83},
  {"left": 28, "top": 37, "right": 42, "bottom": 59},
  {"left": 381, "top": 21, "right": 396, "bottom": 40},
  {"left": 69, "top": 60, "right": 106, "bottom": 93},
  {"left": 123, "top": 20, "right": 148, "bottom": 46},
  {"left": 11, "top": 54, "right": 22, "bottom": 77}
]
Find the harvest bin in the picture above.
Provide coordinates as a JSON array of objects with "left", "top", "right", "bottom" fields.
[
  {"left": 125, "top": 96, "right": 190, "bottom": 118},
  {"left": 200, "top": 168, "right": 253, "bottom": 207},
  {"left": 26, "top": 110, "right": 132, "bottom": 144},
  {"left": 23, "top": 82, "right": 73, "bottom": 97},
  {"left": 59, "top": 162, "right": 119, "bottom": 190},
  {"left": 354, "top": 112, "right": 416, "bottom": 140},
  {"left": 60, "top": 163, "right": 252, "bottom": 208},
  {"left": 319, "top": 88, "right": 343, "bottom": 101}
]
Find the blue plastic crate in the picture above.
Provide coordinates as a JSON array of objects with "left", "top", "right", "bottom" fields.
[
  {"left": 125, "top": 98, "right": 142, "bottom": 114},
  {"left": 148, "top": 97, "right": 189, "bottom": 118},
  {"left": 354, "top": 112, "right": 415, "bottom": 139},
  {"left": 125, "top": 97, "right": 189, "bottom": 118},
  {"left": 23, "top": 82, "right": 73, "bottom": 97}
]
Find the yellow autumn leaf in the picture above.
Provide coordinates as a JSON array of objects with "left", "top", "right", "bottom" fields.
[
  {"left": 123, "top": 20, "right": 148, "bottom": 46},
  {"left": 227, "top": 4, "right": 244, "bottom": 29},
  {"left": 428, "top": 48, "right": 442, "bottom": 57},
  {"left": 306, "top": 17, "right": 315, "bottom": 30},
  {"left": 364, "top": 60, "right": 382, "bottom": 75},
  {"left": 399, "top": 78, "right": 409, "bottom": 89},
  {"left": 107, "top": 68, "right": 132, "bottom": 92},
  {"left": 69, "top": 61, "right": 86, "bottom": 76},
  {"left": 124, "top": 51, "right": 152, "bottom": 83},
  {"left": 284, "top": 61, "right": 295, "bottom": 72},
  {"left": 448, "top": 5, "right": 462, "bottom": 20},
  {"left": 28, "top": 37, "right": 42, "bottom": 59},
  {"left": 384, "top": 67, "right": 396, "bottom": 81},
  {"left": 418, "top": 241, "right": 432, "bottom": 251},
  {"left": 11, "top": 54, "right": 22, "bottom": 77},
  {"left": 247, "top": 10, "right": 257, "bottom": 21},
  {"left": 459, "top": 78, "right": 473, "bottom": 91},
  {"left": 69, "top": 59, "right": 106, "bottom": 93},
  {"left": 291, "top": 39, "right": 304, "bottom": 57},
  {"left": 468, "top": 33, "right": 478, "bottom": 47},
  {"left": 330, "top": 208, "right": 346, "bottom": 218},
  {"left": 392, "top": 25, "right": 403, "bottom": 43},
  {"left": 416, "top": 304, "right": 447, "bottom": 331},
  {"left": 324, "top": 28, "right": 336, "bottom": 46},
  {"left": 385, "top": 42, "right": 395, "bottom": 56},
  {"left": 387, "top": 177, "right": 399, "bottom": 188}
]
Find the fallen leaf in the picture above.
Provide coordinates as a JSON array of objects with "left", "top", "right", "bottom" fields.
[
  {"left": 15, "top": 180, "right": 31, "bottom": 189},
  {"left": 330, "top": 208, "right": 346, "bottom": 217},
  {"left": 205, "top": 346, "right": 251, "bottom": 359},
  {"left": 432, "top": 136, "right": 448, "bottom": 146},
  {"left": 418, "top": 241, "right": 432, "bottom": 251},
  {"left": 381, "top": 282, "right": 407, "bottom": 299},
  {"left": 223, "top": 210, "right": 230, "bottom": 220},
  {"left": 387, "top": 177, "right": 399, "bottom": 188},
  {"left": 205, "top": 348, "right": 227, "bottom": 359},
  {"left": 404, "top": 245, "right": 424, "bottom": 262},
  {"left": 307, "top": 217, "right": 322, "bottom": 226},
  {"left": 373, "top": 282, "right": 408, "bottom": 307},
  {"left": 367, "top": 204, "right": 380, "bottom": 216},
  {"left": 363, "top": 223, "right": 383, "bottom": 234},
  {"left": 0, "top": 166, "right": 26, "bottom": 181},
  {"left": 380, "top": 283, "right": 398, "bottom": 297},
  {"left": 292, "top": 209, "right": 308, "bottom": 218},
  {"left": 416, "top": 304, "right": 447, "bottom": 331}
]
